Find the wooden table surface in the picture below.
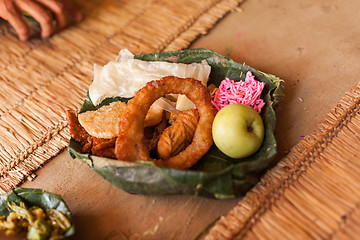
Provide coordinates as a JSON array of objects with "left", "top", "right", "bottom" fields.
[{"left": 4, "top": 0, "right": 359, "bottom": 239}]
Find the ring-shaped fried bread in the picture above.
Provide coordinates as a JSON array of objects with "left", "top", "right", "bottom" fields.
[{"left": 115, "top": 76, "right": 215, "bottom": 169}]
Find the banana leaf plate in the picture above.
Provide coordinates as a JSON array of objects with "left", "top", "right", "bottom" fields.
[{"left": 68, "top": 48, "right": 284, "bottom": 199}]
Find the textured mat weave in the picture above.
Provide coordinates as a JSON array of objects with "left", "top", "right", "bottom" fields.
[
  {"left": 205, "top": 82, "right": 360, "bottom": 239},
  {"left": 0, "top": 0, "right": 243, "bottom": 192}
]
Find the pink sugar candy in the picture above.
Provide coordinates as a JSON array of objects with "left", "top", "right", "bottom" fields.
[{"left": 211, "top": 71, "right": 266, "bottom": 113}]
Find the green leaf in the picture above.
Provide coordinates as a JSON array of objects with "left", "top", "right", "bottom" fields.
[
  {"left": 68, "top": 48, "right": 284, "bottom": 199},
  {"left": 0, "top": 188, "right": 75, "bottom": 238}
]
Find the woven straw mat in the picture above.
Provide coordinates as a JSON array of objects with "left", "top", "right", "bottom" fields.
[
  {"left": 205, "top": 83, "right": 360, "bottom": 239},
  {"left": 0, "top": 0, "right": 243, "bottom": 192}
]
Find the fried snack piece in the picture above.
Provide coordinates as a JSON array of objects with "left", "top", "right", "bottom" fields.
[
  {"left": 78, "top": 101, "right": 127, "bottom": 139},
  {"left": 89, "top": 138, "right": 117, "bottom": 159},
  {"left": 144, "top": 99, "right": 165, "bottom": 127},
  {"left": 67, "top": 110, "right": 89, "bottom": 145},
  {"left": 145, "top": 113, "right": 168, "bottom": 153},
  {"left": 67, "top": 110, "right": 116, "bottom": 159},
  {"left": 78, "top": 100, "right": 164, "bottom": 139},
  {"left": 157, "top": 109, "right": 199, "bottom": 159},
  {"left": 115, "top": 76, "right": 215, "bottom": 169}
]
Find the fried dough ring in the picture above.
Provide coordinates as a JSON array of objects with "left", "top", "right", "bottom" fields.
[{"left": 115, "top": 76, "right": 215, "bottom": 169}]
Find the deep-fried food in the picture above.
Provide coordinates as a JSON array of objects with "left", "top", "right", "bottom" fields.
[
  {"left": 67, "top": 110, "right": 116, "bottom": 158},
  {"left": 68, "top": 76, "right": 215, "bottom": 169},
  {"left": 157, "top": 109, "right": 199, "bottom": 159},
  {"left": 90, "top": 138, "right": 117, "bottom": 159},
  {"left": 144, "top": 99, "right": 165, "bottom": 127},
  {"left": 67, "top": 110, "right": 89, "bottom": 145},
  {"left": 77, "top": 99, "right": 167, "bottom": 139},
  {"left": 78, "top": 101, "right": 127, "bottom": 139},
  {"left": 115, "top": 76, "right": 215, "bottom": 169},
  {"left": 145, "top": 113, "right": 167, "bottom": 153}
]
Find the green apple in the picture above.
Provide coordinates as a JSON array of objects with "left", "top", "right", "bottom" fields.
[{"left": 212, "top": 103, "right": 265, "bottom": 158}]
